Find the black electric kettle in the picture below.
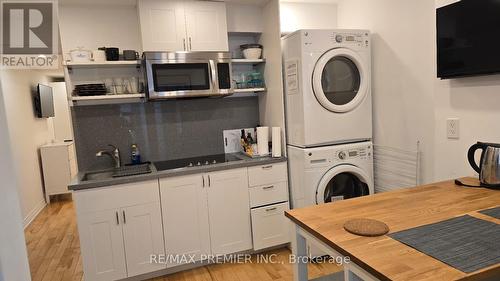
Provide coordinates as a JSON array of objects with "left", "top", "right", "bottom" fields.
[{"left": 467, "top": 142, "right": 500, "bottom": 188}]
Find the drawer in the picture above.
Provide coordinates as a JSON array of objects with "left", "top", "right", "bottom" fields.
[
  {"left": 251, "top": 202, "right": 290, "bottom": 250},
  {"left": 248, "top": 162, "right": 287, "bottom": 187},
  {"left": 74, "top": 180, "right": 160, "bottom": 214},
  {"left": 249, "top": 181, "right": 288, "bottom": 208}
]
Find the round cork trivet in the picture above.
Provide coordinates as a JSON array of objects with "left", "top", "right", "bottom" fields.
[{"left": 343, "top": 218, "right": 389, "bottom": 237}]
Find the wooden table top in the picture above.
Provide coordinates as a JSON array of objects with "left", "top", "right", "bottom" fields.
[{"left": 285, "top": 178, "right": 500, "bottom": 281}]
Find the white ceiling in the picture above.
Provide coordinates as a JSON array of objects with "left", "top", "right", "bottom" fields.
[
  {"left": 224, "top": 0, "right": 270, "bottom": 5},
  {"left": 280, "top": 0, "right": 339, "bottom": 3},
  {"left": 59, "top": 0, "right": 137, "bottom": 6},
  {"left": 58, "top": 0, "right": 338, "bottom": 7}
]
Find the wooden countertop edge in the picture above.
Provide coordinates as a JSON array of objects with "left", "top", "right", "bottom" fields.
[
  {"left": 284, "top": 178, "right": 500, "bottom": 281},
  {"left": 284, "top": 211, "right": 392, "bottom": 281}
]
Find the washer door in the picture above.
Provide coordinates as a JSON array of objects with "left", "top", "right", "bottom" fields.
[
  {"left": 316, "top": 165, "right": 371, "bottom": 204},
  {"left": 312, "top": 48, "right": 368, "bottom": 113}
]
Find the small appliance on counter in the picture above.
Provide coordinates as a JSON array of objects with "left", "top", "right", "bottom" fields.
[{"left": 467, "top": 142, "right": 500, "bottom": 189}]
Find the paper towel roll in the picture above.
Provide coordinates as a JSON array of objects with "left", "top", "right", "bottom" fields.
[
  {"left": 272, "top": 127, "right": 281, "bottom": 157},
  {"left": 257, "top": 127, "right": 269, "bottom": 156}
]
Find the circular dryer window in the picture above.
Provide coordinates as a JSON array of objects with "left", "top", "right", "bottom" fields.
[
  {"left": 316, "top": 165, "right": 371, "bottom": 204},
  {"left": 313, "top": 48, "right": 368, "bottom": 113}
]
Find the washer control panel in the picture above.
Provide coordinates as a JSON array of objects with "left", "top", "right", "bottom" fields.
[
  {"left": 303, "top": 143, "right": 372, "bottom": 169},
  {"left": 330, "top": 31, "right": 369, "bottom": 47},
  {"left": 335, "top": 145, "right": 371, "bottom": 160}
]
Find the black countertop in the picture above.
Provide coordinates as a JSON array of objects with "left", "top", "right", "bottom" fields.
[{"left": 69, "top": 153, "right": 287, "bottom": 191}]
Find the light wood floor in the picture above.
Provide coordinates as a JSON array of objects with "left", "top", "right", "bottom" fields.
[{"left": 25, "top": 197, "right": 341, "bottom": 281}]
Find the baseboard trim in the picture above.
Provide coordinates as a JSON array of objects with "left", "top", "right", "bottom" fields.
[{"left": 23, "top": 199, "right": 46, "bottom": 229}]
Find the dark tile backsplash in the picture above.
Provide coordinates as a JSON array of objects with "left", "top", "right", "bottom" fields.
[{"left": 72, "top": 97, "right": 260, "bottom": 171}]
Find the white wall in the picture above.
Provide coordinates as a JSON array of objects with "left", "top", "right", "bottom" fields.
[
  {"left": 259, "top": 0, "right": 286, "bottom": 146},
  {"left": 337, "top": 0, "right": 500, "bottom": 183},
  {"left": 59, "top": 4, "right": 142, "bottom": 55},
  {"left": 0, "top": 75, "right": 32, "bottom": 281},
  {"left": 279, "top": 1, "right": 337, "bottom": 34},
  {"left": 226, "top": 3, "right": 263, "bottom": 33},
  {"left": 433, "top": 0, "right": 500, "bottom": 180},
  {"left": 1, "top": 70, "right": 55, "bottom": 226},
  {"left": 337, "top": 0, "right": 436, "bottom": 184}
]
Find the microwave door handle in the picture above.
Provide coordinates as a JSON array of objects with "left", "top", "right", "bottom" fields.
[{"left": 209, "top": 60, "right": 217, "bottom": 91}]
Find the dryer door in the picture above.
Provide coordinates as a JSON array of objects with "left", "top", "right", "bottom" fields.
[
  {"left": 312, "top": 48, "right": 369, "bottom": 113},
  {"left": 316, "top": 164, "right": 371, "bottom": 204}
]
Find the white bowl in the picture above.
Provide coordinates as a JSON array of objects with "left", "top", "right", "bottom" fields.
[{"left": 242, "top": 48, "right": 262, "bottom": 60}]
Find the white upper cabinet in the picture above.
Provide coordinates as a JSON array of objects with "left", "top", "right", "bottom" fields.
[
  {"left": 138, "top": 0, "right": 228, "bottom": 52},
  {"left": 138, "top": 0, "right": 187, "bottom": 51},
  {"left": 184, "top": 1, "right": 228, "bottom": 51},
  {"left": 207, "top": 168, "right": 252, "bottom": 255}
]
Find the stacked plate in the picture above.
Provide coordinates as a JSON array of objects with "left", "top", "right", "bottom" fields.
[{"left": 73, "top": 84, "right": 107, "bottom": 96}]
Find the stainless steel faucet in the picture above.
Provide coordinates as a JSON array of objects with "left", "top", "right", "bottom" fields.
[{"left": 96, "top": 144, "right": 121, "bottom": 169}]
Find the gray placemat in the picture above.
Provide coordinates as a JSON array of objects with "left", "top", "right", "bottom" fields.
[
  {"left": 389, "top": 215, "right": 500, "bottom": 273},
  {"left": 479, "top": 206, "right": 500, "bottom": 219}
]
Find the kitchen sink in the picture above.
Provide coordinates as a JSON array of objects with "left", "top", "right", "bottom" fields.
[
  {"left": 81, "top": 164, "right": 152, "bottom": 182},
  {"left": 81, "top": 170, "right": 115, "bottom": 181}
]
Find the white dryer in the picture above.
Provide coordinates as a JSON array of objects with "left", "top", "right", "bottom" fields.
[
  {"left": 282, "top": 29, "right": 372, "bottom": 147},
  {"left": 287, "top": 142, "right": 374, "bottom": 209}
]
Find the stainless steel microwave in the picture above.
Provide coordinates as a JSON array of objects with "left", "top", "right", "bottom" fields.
[{"left": 143, "top": 51, "right": 233, "bottom": 99}]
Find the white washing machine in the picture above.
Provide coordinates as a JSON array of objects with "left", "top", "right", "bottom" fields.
[
  {"left": 287, "top": 141, "right": 374, "bottom": 210},
  {"left": 288, "top": 141, "right": 374, "bottom": 257},
  {"left": 282, "top": 29, "right": 372, "bottom": 147}
]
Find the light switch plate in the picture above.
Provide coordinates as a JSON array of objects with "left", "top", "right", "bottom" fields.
[{"left": 447, "top": 118, "right": 460, "bottom": 139}]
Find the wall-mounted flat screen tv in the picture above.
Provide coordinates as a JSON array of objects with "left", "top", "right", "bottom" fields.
[
  {"left": 34, "top": 84, "right": 54, "bottom": 118},
  {"left": 437, "top": 0, "right": 500, "bottom": 79}
]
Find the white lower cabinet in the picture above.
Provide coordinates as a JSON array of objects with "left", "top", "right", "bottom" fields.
[
  {"left": 160, "top": 174, "right": 211, "bottom": 268},
  {"left": 160, "top": 168, "right": 252, "bottom": 267},
  {"left": 122, "top": 202, "right": 166, "bottom": 276},
  {"left": 248, "top": 163, "right": 291, "bottom": 251},
  {"left": 75, "top": 163, "right": 288, "bottom": 279},
  {"left": 207, "top": 168, "right": 252, "bottom": 255},
  {"left": 78, "top": 209, "right": 127, "bottom": 281},
  {"left": 251, "top": 202, "right": 290, "bottom": 251},
  {"left": 74, "top": 180, "right": 166, "bottom": 281}
]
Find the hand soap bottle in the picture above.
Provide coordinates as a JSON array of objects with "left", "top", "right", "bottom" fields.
[{"left": 131, "top": 144, "right": 141, "bottom": 165}]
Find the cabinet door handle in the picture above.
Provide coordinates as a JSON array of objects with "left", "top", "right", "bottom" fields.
[
  {"left": 208, "top": 175, "right": 211, "bottom": 187},
  {"left": 265, "top": 207, "right": 277, "bottom": 212},
  {"left": 115, "top": 211, "right": 119, "bottom": 225},
  {"left": 183, "top": 38, "right": 187, "bottom": 51},
  {"left": 189, "top": 37, "right": 192, "bottom": 50},
  {"left": 262, "top": 165, "right": 273, "bottom": 170},
  {"left": 262, "top": 185, "right": 274, "bottom": 190},
  {"left": 202, "top": 176, "right": 205, "bottom": 188},
  {"left": 122, "top": 210, "right": 126, "bottom": 224}
]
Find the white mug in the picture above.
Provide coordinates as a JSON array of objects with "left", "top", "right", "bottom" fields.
[{"left": 92, "top": 50, "right": 106, "bottom": 62}]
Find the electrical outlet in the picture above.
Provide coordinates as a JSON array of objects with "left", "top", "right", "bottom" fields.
[{"left": 447, "top": 118, "right": 460, "bottom": 139}]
